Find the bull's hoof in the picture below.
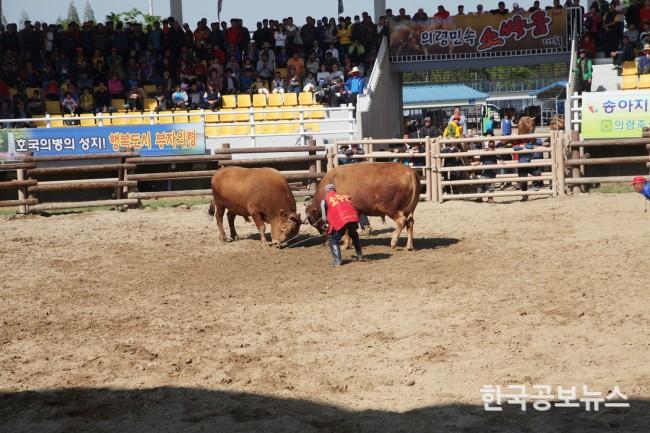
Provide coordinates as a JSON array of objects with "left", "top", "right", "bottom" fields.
[
  {"left": 407, "top": 245, "right": 414, "bottom": 251},
  {"left": 231, "top": 235, "right": 240, "bottom": 241}
]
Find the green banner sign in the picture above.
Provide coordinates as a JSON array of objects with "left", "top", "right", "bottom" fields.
[{"left": 581, "top": 91, "right": 650, "bottom": 139}]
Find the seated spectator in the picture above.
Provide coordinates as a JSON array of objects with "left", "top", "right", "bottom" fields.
[
  {"left": 27, "top": 89, "right": 45, "bottom": 115},
  {"left": 412, "top": 8, "right": 428, "bottom": 22},
  {"left": 456, "top": 5, "right": 466, "bottom": 16},
  {"left": 330, "top": 63, "right": 344, "bottom": 81},
  {"left": 239, "top": 69, "right": 255, "bottom": 93},
  {"left": 638, "top": 44, "right": 650, "bottom": 74},
  {"left": 287, "top": 52, "right": 306, "bottom": 78},
  {"left": 252, "top": 77, "right": 270, "bottom": 95},
  {"left": 188, "top": 82, "right": 205, "bottom": 109},
  {"left": 271, "top": 72, "right": 286, "bottom": 93},
  {"left": 490, "top": 1, "right": 509, "bottom": 15},
  {"left": 612, "top": 36, "right": 635, "bottom": 70},
  {"left": 303, "top": 73, "right": 317, "bottom": 92},
  {"left": 257, "top": 52, "right": 275, "bottom": 81},
  {"left": 625, "top": 23, "right": 640, "bottom": 47},
  {"left": 125, "top": 85, "right": 145, "bottom": 111},
  {"left": 205, "top": 82, "right": 223, "bottom": 110},
  {"left": 43, "top": 79, "right": 60, "bottom": 101},
  {"left": 223, "top": 69, "right": 239, "bottom": 94},
  {"left": 12, "top": 100, "right": 33, "bottom": 128},
  {"left": 78, "top": 87, "right": 95, "bottom": 113},
  {"left": 94, "top": 82, "right": 111, "bottom": 113},
  {"left": 108, "top": 73, "right": 125, "bottom": 98},
  {"left": 171, "top": 84, "right": 189, "bottom": 109},
  {"left": 511, "top": 2, "right": 525, "bottom": 13},
  {"left": 317, "top": 64, "right": 331, "bottom": 86},
  {"left": 287, "top": 72, "right": 302, "bottom": 94},
  {"left": 61, "top": 92, "right": 79, "bottom": 115},
  {"left": 152, "top": 84, "right": 170, "bottom": 112},
  {"left": 305, "top": 53, "right": 320, "bottom": 75}
]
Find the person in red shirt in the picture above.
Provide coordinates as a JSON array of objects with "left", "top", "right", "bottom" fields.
[
  {"left": 642, "top": 0, "right": 650, "bottom": 28},
  {"left": 433, "top": 5, "right": 451, "bottom": 20},
  {"left": 321, "top": 183, "right": 364, "bottom": 266}
]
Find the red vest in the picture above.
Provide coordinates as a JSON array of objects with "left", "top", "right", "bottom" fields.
[{"left": 325, "top": 191, "right": 359, "bottom": 232}]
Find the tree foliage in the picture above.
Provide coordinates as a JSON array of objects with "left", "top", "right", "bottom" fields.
[
  {"left": 105, "top": 8, "right": 161, "bottom": 28},
  {"left": 83, "top": 1, "right": 96, "bottom": 22},
  {"left": 67, "top": 1, "right": 80, "bottom": 24}
]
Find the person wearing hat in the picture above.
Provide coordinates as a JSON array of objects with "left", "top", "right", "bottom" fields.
[
  {"left": 345, "top": 66, "right": 366, "bottom": 105},
  {"left": 573, "top": 48, "right": 593, "bottom": 93},
  {"left": 417, "top": 116, "right": 438, "bottom": 138},
  {"left": 632, "top": 176, "right": 650, "bottom": 200},
  {"left": 637, "top": 44, "right": 650, "bottom": 74},
  {"left": 320, "top": 184, "right": 364, "bottom": 266}
]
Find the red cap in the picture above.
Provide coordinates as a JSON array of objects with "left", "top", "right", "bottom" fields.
[{"left": 631, "top": 176, "right": 647, "bottom": 185}]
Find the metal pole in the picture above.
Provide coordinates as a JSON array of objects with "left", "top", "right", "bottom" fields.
[{"left": 148, "top": 0, "right": 154, "bottom": 15}]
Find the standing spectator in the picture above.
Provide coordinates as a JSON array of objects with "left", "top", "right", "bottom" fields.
[
  {"left": 474, "top": 4, "right": 486, "bottom": 15},
  {"left": 573, "top": 48, "right": 593, "bottom": 93},
  {"left": 490, "top": 2, "right": 509, "bottom": 15},
  {"left": 476, "top": 140, "right": 499, "bottom": 202},
  {"left": 580, "top": 32, "right": 597, "bottom": 59},
  {"left": 448, "top": 107, "right": 467, "bottom": 131},
  {"left": 512, "top": 3, "right": 525, "bottom": 13},
  {"left": 412, "top": 9, "right": 428, "bottom": 22},
  {"left": 513, "top": 139, "right": 536, "bottom": 201},
  {"left": 287, "top": 51, "right": 306, "bottom": 78},
  {"left": 344, "top": 67, "right": 366, "bottom": 104},
  {"left": 501, "top": 113, "right": 512, "bottom": 136},
  {"left": 456, "top": 5, "right": 466, "bottom": 15},
  {"left": 416, "top": 116, "right": 438, "bottom": 138},
  {"left": 336, "top": 18, "right": 352, "bottom": 62},
  {"left": 602, "top": 3, "right": 622, "bottom": 55}
]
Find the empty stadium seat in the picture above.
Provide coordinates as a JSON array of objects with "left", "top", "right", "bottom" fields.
[
  {"left": 298, "top": 92, "right": 314, "bottom": 106},
  {"left": 253, "top": 108, "right": 269, "bottom": 121},
  {"left": 622, "top": 61, "right": 637, "bottom": 76},
  {"left": 639, "top": 74, "right": 650, "bottom": 89},
  {"left": 25, "top": 87, "right": 40, "bottom": 97},
  {"left": 204, "top": 125, "right": 219, "bottom": 136},
  {"left": 111, "top": 113, "right": 128, "bottom": 125},
  {"left": 309, "top": 104, "right": 326, "bottom": 119},
  {"left": 204, "top": 112, "right": 219, "bottom": 123},
  {"left": 143, "top": 84, "right": 157, "bottom": 95},
  {"left": 277, "top": 123, "right": 299, "bottom": 133},
  {"left": 48, "top": 117, "right": 65, "bottom": 128},
  {"left": 215, "top": 125, "right": 233, "bottom": 136},
  {"left": 157, "top": 111, "right": 174, "bottom": 124},
  {"left": 45, "top": 100, "right": 62, "bottom": 114},
  {"left": 255, "top": 122, "right": 278, "bottom": 134},
  {"left": 189, "top": 110, "right": 204, "bottom": 123},
  {"left": 621, "top": 75, "right": 638, "bottom": 90},
  {"left": 144, "top": 97, "right": 158, "bottom": 111},
  {"left": 275, "top": 68, "right": 288, "bottom": 78},
  {"left": 281, "top": 107, "right": 298, "bottom": 120},
  {"left": 126, "top": 112, "right": 144, "bottom": 125},
  {"left": 96, "top": 114, "right": 111, "bottom": 126},
  {"left": 283, "top": 92, "right": 298, "bottom": 106},
  {"left": 173, "top": 111, "right": 190, "bottom": 123},
  {"left": 111, "top": 98, "right": 126, "bottom": 112},
  {"left": 8, "top": 87, "right": 17, "bottom": 100},
  {"left": 252, "top": 94, "right": 268, "bottom": 108},
  {"left": 236, "top": 94, "right": 252, "bottom": 108},
  {"left": 304, "top": 122, "right": 321, "bottom": 132},
  {"left": 222, "top": 95, "right": 237, "bottom": 109},
  {"left": 79, "top": 113, "right": 96, "bottom": 126},
  {"left": 232, "top": 124, "right": 251, "bottom": 135},
  {"left": 32, "top": 116, "right": 47, "bottom": 127}
]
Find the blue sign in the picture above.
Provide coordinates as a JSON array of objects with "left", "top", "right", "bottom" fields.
[{"left": 4, "top": 123, "right": 205, "bottom": 158}]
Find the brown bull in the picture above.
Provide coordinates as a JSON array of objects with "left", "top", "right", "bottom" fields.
[
  {"left": 209, "top": 167, "right": 301, "bottom": 247},
  {"left": 306, "top": 162, "right": 420, "bottom": 250}
]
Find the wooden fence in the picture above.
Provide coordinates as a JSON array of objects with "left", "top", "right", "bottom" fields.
[{"left": 0, "top": 142, "right": 326, "bottom": 213}]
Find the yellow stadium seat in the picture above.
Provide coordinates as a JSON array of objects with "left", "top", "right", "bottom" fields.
[
  {"left": 252, "top": 94, "right": 267, "bottom": 107},
  {"left": 144, "top": 97, "right": 157, "bottom": 111},
  {"left": 189, "top": 110, "right": 204, "bottom": 123},
  {"left": 268, "top": 93, "right": 283, "bottom": 107},
  {"left": 97, "top": 114, "right": 111, "bottom": 126},
  {"left": 157, "top": 111, "right": 174, "bottom": 124},
  {"left": 304, "top": 122, "right": 321, "bottom": 132},
  {"left": 298, "top": 92, "right": 314, "bottom": 106},
  {"left": 79, "top": 113, "right": 96, "bottom": 126},
  {"left": 233, "top": 108, "right": 249, "bottom": 122},
  {"left": 204, "top": 125, "right": 219, "bottom": 136},
  {"left": 222, "top": 95, "right": 237, "bottom": 109},
  {"left": 275, "top": 68, "right": 288, "bottom": 78},
  {"left": 49, "top": 117, "right": 65, "bottom": 128},
  {"left": 281, "top": 107, "right": 298, "bottom": 120},
  {"left": 256, "top": 122, "right": 278, "bottom": 134},
  {"left": 111, "top": 98, "right": 126, "bottom": 112},
  {"left": 277, "top": 123, "right": 299, "bottom": 133},
  {"left": 8, "top": 87, "right": 17, "bottom": 99},
  {"left": 32, "top": 116, "right": 47, "bottom": 127},
  {"left": 253, "top": 108, "right": 269, "bottom": 121},
  {"left": 639, "top": 74, "right": 650, "bottom": 89},
  {"left": 216, "top": 125, "right": 233, "bottom": 136},
  {"left": 126, "top": 112, "right": 144, "bottom": 125},
  {"left": 283, "top": 92, "right": 298, "bottom": 106},
  {"left": 622, "top": 61, "right": 637, "bottom": 76},
  {"left": 25, "top": 87, "right": 40, "bottom": 97},
  {"left": 110, "top": 113, "right": 127, "bottom": 125},
  {"left": 205, "top": 112, "right": 219, "bottom": 123},
  {"left": 143, "top": 84, "right": 157, "bottom": 95},
  {"left": 236, "top": 94, "right": 252, "bottom": 108},
  {"left": 621, "top": 75, "right": 638, "bottom": 90},
  {"left": 232, "top": 125, "right": 251, "bottom": 135},
  {"left": 45, "top": 100, "right": 62, "bottom": 114},
  {"left": 309, "top": 104, "right": 326, "bottom": 119},
  {"left": 173, "top": 111, "right": 189, "bottom": 123}
]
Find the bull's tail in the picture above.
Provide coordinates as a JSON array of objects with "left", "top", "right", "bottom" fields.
[{"left": 208, "top": 199, "right": 215, "bottom": 216}]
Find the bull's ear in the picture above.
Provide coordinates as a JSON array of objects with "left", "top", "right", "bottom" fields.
[
  {"left": 279, "top": 209, "right": 287, "bottom": 218},
  {"left": 290, "top": 213, "right": 301, "bottom": 224}
]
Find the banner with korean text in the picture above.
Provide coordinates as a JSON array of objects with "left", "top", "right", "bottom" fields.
[
  {"left": 388, "top": 9, "right": 567, "bottom": 57},
  {"left": 581, "top": 91, "right": 650, "bottom": 139},
  {"left": 0, "top": 123, "right": 205, "bottom": 160}
]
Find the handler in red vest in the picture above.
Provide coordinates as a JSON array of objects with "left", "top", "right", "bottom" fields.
[{"left": 321, "top": 183, "right": 364, "bottom": 266}]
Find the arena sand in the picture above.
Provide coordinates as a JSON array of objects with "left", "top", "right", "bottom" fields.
[{"left": 1, "top": 193, "right": 650, "bottom": 432}]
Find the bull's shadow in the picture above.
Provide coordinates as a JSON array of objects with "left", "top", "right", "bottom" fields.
[
  {"left": 1, "top": 387, "right": 648, "bottom": 433},
  {"left": 358, "top": 236, "right": 460, "bottom": 251}
]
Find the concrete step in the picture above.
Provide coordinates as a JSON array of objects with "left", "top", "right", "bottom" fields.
[{"left": 591, "top": 63, "right": 619, "bottom": 92}]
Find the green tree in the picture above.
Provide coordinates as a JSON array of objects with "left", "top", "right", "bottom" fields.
[
  {"left": 19, "top": 10, "right": 30, "bottom": 27},
  {"left": 67, "top": 1, "right": 80, "bottom": 24},
  {"left": 83, "top": 1, "right": 96, "bottom": 22},
  {"left": 105, "top": 8, "right": 161, "bottom": 27}
]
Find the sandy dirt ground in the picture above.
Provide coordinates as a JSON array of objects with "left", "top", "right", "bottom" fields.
[{"left": 1, "top": 193, "right": 650, "bottom": 432}]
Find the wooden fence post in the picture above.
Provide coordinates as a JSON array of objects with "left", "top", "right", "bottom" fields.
[
  {"left": 556, "top": 131, "right": 567, "bottom": 196},
  {"left": 425, "top": 136, "right": 434, "bottom": 202},
  {"left": 308, "top": 139, "right": 317, "bottom": 193},
  {"left": 570, "top": 131, "right": 581, "bottom": 194},
  {"left": 327, "top": 145, "right": 335, "bottom": 170},
  {"left": 364, "top": 138, "right": 373, "bottom": 163},
  {"left": 435, "top": 138, "right": 443, "bottom": 203},
  {"left": 16, "top": 168, "right": 27, "bottom": 214}
]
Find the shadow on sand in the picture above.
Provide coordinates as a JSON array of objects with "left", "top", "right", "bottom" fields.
[{"left": 1, "top": 387, "right": 647, "bottom": 433}]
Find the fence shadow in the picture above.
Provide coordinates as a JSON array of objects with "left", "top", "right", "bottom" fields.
[
  {"left": 358, "top": 236, "right": 460, "bottom": 250},
  {"left": 1, "top": 387, "right": 647, "bottom": 433}
]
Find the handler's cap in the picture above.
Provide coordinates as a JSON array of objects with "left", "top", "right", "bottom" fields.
[
  {"left": 325, "top": 183, "right": 336, "bottom": 191},
  {"left": 631, "top": 176, "right": 647, "bottom": 185}
]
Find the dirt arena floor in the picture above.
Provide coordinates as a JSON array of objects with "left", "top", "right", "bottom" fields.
[{"left": 2, "top": 193, "right": 650, "bottom": 432}]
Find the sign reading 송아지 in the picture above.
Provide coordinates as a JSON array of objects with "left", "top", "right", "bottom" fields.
[
  {"left": 389, "top": 9, "right": 566, "bottom": 57},
  {"left": 1, "top": 122, "right": 205, "bottom": 160},
  {"left": 581, "top": 91, "right": 650, "bottom": 139}
]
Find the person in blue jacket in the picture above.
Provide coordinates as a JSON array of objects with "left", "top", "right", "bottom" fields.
[{"left": 632, "top": 176, "right": 650, "bottom": 201}]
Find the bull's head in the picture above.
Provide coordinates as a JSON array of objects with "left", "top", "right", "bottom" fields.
[
  {"left": 270, "top": 209, "right": 302, "bottom": 247},
  {"left": 304, "top": 198, "right": 326, "bottom": 234}
]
